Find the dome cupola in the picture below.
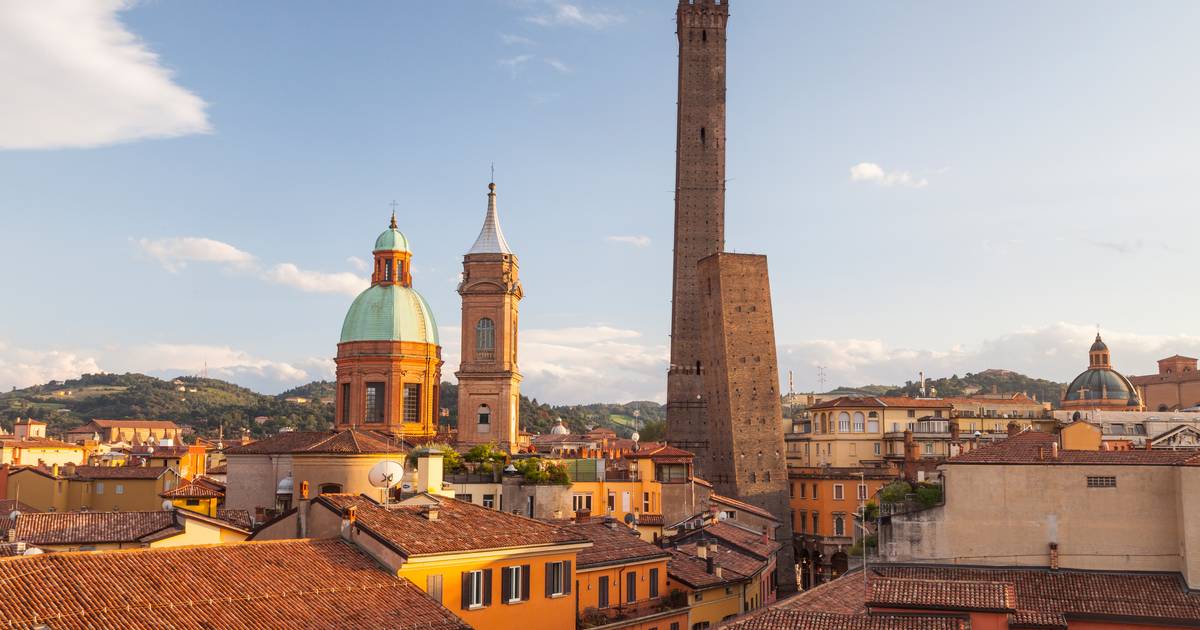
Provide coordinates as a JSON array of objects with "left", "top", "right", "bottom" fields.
[{"left": 1063, "top": 332, "right": 1142, "bottom": 410}]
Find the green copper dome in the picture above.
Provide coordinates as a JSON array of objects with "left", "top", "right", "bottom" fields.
[
  {"left": 339, "top": 284, "right": 440, "bottom": 345},
  {"left": 374, "top": 226, "right": 410, "bottom": 253}
]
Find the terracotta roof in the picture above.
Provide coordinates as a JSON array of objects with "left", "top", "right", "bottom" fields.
[
  {"left": 72, "top": 465, "right": 171, "bottom": 479},
  {"left": 161, "top": 478, "right": 225, "bottom": 499},
  {"left": 0, "top": 500, "right": 37, "bottom": 515},
  {"left": 560, "top": 521, "right": 670, "bottom": 569},
  {"left": 947, "top": 431, "right": 1200, "bottom": 466},
  {"left": 778, "top": 571, "right": 868, "bottom": 615},
  {"left": 870, "top": 577, "right": 1016, "bottom": 612},
  {"left": 627, "top": 444, "right": 695, "bottom": 459},
  {"left": 810, "top": 397, "right": 952, "bottom": 410},
  {"left": 0, "top": 436, "right": 80, "bottom": 449},
  {"left": 940, "top": 396, "right": 1043, "bottom": 408},
  {"left": 639, "top": 513, "right": 664, "bottom": 526},
  {"left": 207, "top": 462, "right": 228, "bottom": 475},
  {"left": 676, "top": 540, "right": 765, "bottom": 577},
  {"left": 223, "top": 429, "right": 408, "bottom": 455},
  {"left": 871, "top": 565, "right": 1200, "bottom": 627},
  {"left": 666, "top": 548, "right": 746, "bottom": 589},
  {"left": 315, "top": 494, "right": 589, "bottom": 556},
  {"left": 80, "top": 419, "right": 181, "bottom": 430},
  {"left": 130, "top": 445, "right": 191, "bottom": 457},
  {"left": 679, "top": 521, "right": 781, "bottom": 559},
  {"left": 216, "top": 509, "right": 252, "bottom": 530},
  {"left": 711, "top": 494, "right": 781, "bottom": 523},
  {"left": 14, "top": 511, "right": 177, "bottom": 545},
  {"left": 723, "top": 611, "right": 965, "bottom": 630},
  {"left": 694, "top": 477, "right": 713, "bottom": 488},
  {"left": 0, "top": 539, "right": 468, "bottom": 629}
]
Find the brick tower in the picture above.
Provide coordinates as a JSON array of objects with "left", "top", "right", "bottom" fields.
[
  {"left": 666, "top": 0, "right": 728, "bottom": 475},
  {"left": 455, "top": 182, "right": 523, "bottom": 451}
]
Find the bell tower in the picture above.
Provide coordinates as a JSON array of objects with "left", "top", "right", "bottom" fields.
[{"left": 456, "top": 182, "right": 523, "bottom": 451}]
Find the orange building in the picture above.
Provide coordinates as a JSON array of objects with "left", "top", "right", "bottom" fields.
[
  {"left": 789, "top": 466, "right": 894, "bottom": 588},
  {"left": 335, "top": 213, "right": 442, "bottom": 438}
]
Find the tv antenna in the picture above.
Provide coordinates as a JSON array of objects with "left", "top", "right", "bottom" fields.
[{"left": 816, "top": 366, "right": 827, "bottom": 393}]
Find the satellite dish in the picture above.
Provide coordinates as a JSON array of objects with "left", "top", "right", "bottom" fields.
[
  {"left": 368, "top": 461, "right": 405, "bottom": 489},
  {"left": 631, "top": 432, "right": 640, "bottom": 443},
  {"left": 8, "top": 511, "right": 20, "bottom": 521},
  {"left": 623, "top": 513, "right": 636, "bottom": 525},
  {"left": 973, "top": 430, "right": 982, "bottom": 438},
  {"left": 717, "top": 512, "right": 729, "bottom": 521},
  {"left": 162, "top": 500, "right": 175, "bottom": 511},
  {"left": 22, "top": 547, "right": 43, "bottom": 556}
]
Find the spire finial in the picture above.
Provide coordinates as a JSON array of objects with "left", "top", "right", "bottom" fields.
[{"left": 388, "top": 200, "right": 399, "bottom": 229}]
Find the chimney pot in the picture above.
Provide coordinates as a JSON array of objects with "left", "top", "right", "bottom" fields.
[
  {"left": 6, "top": 529, "right": 14, "bottom": 543},
  {"left": 697, "top": 544, "right": 708, "bottom": 559},
  {"left": 575, "top": 509, "right": 591, "bottom": 523},
  {"left": 344, "top": 505, "right": 357, "bottom": 524},
  {"left": 426, "top": 508, "right": 439, "bottom": 522},
  {"left": 1049, "top": 542, "right": 1060, "bottom": 571},
  {"left": 706, "top": 555, "right": 715, "bottom": 574},
  {"left": 1051, "top": 442, "right": 1059, "bottom": 459}
]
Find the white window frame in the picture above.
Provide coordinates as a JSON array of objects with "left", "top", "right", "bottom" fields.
[
  {"left": 465, "top": 570, "right": 485, "bottom": 609},
  {"left": 572, "top": 493, "right": 592, "bottom": 512},
  {"left": 833, "top": 484, "right": 844, "bottom": 500},
  {"left": 505, "top": 566, "right": 522, "bottom": 603},
  {"left": 95, "top": 482, "right": 104, "bottom": 495},
  {"left": 547, "top": 561, "right": 567, "bottom": 596},
  {"left": 857, "top": 483, "right": 868, "bottom": 500},
  {"left": 115, "top": 484, "right": 124, "bottom": 495}
]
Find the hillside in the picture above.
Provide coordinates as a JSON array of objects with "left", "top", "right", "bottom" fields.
[{"left": 883, "top": 369, "right": 1065, "bottom": 404}]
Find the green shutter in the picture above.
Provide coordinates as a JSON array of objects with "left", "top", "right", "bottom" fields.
[
  {"left": 521, "top": 564, "right": 531, "bottom": 601},
  {"left": 460, "top": 572, "right": 470, "bottom": 610},
  {"left": 482, "top": 568, "right": 493, "bottom": 606},
  {"left": 501, "top": 566, "right": 512, "bottom": 604}
]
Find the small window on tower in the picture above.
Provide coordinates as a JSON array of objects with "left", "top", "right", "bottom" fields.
[
  {"left": 365, "top": 382, "right": 385, "bottom": 423},
  {"left": 702, "top": 29, "right": 707, "bottom": 43},
  {"left": 476, "top": 318, "right": 496, "bottom": 360},
  {"left": 700, "top": 127, "right": 706, "bottom": 146},
  {"left": 403, "top": 383, "right": 421, "bottom": 423},
  {"left": 477, "top": 404, "right": 491, "bottom": 425},
  {"left": 384, "top": 260, "right": 392, "bottom": 282}
]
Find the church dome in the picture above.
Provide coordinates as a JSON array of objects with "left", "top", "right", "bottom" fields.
[
  {"left": 550, "top": 418, "right": 569, "bottom": 435},
  {"left": 340, "top": 284, "right": 440, "bottom": 345},
  {"left": 1090, "top": 334, "right": 1108, "bottom": 353},
  {"left": 374, "top": 215, "right": 410, "bottom": 253},
  {"left": 1063, "top": 368, "right": 1140, "bottom": 406}
]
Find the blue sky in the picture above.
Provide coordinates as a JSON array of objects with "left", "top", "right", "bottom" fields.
[{"left": 3, "top": 1, "right": 1200, "bottom": 403}]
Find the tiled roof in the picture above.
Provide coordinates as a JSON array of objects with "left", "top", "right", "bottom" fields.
[
  {"left": 130, "top": 445, "right": 191, "bottom": 457},
  {"left": 869, "top": 577, "right": 1015, "bottom": 611},
  {"left": 207, "top": 462, "right": 228, "bottom": 475},
  {"left": 666, "top": 548, "right": 745, "bottom": 589},
  {"left": 639, "top": 513, "right": 664, "bottom": 526},
  {"left": 0, "top": 500, "right": 37, "bottom": 515},
  {"left": 560, "top": 521, "right": 670, "bottom": 569},
  {"left": 72, "top": 465, "right": 170, "bottom": 479},
  {"left": 872, "top": 565, "right": 1200, "bottom": 627},
  {"left": 711, "top": 494, "right": 781, "bottom": 523},
  {"left": 676, "top": 541, "right": 765, "bottom": 578},
  {"left": 0, "top": 539, "right": 468, "bottom": 630},
  {"left": 628, "top": 444, "right": 695, "bottom": 460},
  {"left": 15, "top": 511, "right": 176, "bottom": 545},
  {"left": 0, "top": 437, "right": 80, "bottom": 449},
  {"left": 216, "top": 509, "right": 252, "bottom": 530},
  {"left": 777, "top": 572, "right": 867, "bottom": 615},
  {"left": 315, "top": 494, "right": 589, "bottom": 556},
  {"left": 723, "top": 611, "right": 965, "bottom": 630},
  {"left": 947, "top": 431, "right": 1200, "bottom": 466},
  {"left": 223, "top": 429, "right": 408, "bottom": 455},
  {"left": 811, "top": 397, "right": 952, "bottom": 410},
  {"left": 161, "top": 478, "right": 225, "bottom": 499},
  {"left": 81, "top": 419, "right": 181, "bottom": 430},
  {"left": 682, "top": 521, "right": 781, "bottom": 559}
]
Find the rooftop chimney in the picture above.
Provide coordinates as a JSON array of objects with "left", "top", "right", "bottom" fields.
[
  {"left": 1051, "top": 442, "right": 1059, "bottom": 459},
  {"left": 6, "top": 529, "right": 14, "bottom": 543},
  {"left": 425, "top": 507, "right": 439, "bottom": 522},
  {"left": 344, "top": 505, "right": 357, "bottom": 524},
  {"left": 1049, "top": 542, "right": 1060, "bottom": 571},
  {"left": 575, "top": 509, "right": 591, "bottom": 524},
  {"left": 697, "top": 544, "right": 708, "bottom": 559},
  {"left": 706, "top": 555, "right": 715, "bottom": 574},
  {"left": 949, "top": 420, "right": 960, "bottom": 442}
]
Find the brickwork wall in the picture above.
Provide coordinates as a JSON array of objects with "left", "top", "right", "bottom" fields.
[
  {"left": 666, "top": 0, "right": 730, "bottom": 474},
  {"left": 697, "top": 252, "right": 796, "bottom": 589}
]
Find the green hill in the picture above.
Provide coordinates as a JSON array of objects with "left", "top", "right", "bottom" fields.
[{"left": 884, "top": 369, "right": 1065, "bottom": 405}]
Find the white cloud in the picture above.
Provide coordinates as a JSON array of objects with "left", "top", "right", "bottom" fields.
[
  {"left": 501, "top": 33, "right": 536, "bottom": 46},
  {"left": 606, "top": 235, "right": 651, "bottom": 248},
  {"left": 264, "top": 263, "right": 367, "bottom": 296},
  {"left": 123, "top": 343, "right": 315, "bottom": 383},
  {"left": 135, "top": 237, "right": 254, "bottom": 273},
  {"left": 779, "top": 322, "right": 1200, "bottom": 393},
  {"left": 441, "top": 324, "right": 666, "bottom": 404},
  {"left": 544, "top": 58, "right": 572, "bottom": 73},
  {"left": 346, "top": 256, "right": 371, "bottom": 273},
  {"left": 849, "top": 162, "right": 929, "bottom": 189},
  {"left": 0, "top": 342, "right": 102, "bottom": 391},
  {"left": 0, "top": 0, "right": 211, "bottom": 150},
  {"left": 136, "top": 236, "right": 367, "bottom": 296},
  {"left": 498, "top": 54, "right": 535, "bottom": 68},
  {"left": 526, "top": 2, "right": 625, "bottom": 28}
]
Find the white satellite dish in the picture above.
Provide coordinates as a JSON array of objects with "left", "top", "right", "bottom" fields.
[
  {"left": 8, "top": 510, "right": 20, "bottom": 521},
  {"left": 368, "top": 460, "right": 405, "bottom": 489},
  {"left": 717, "top": 512, "right": 729, "bottom": 521},
  {"left": 23, "top": 547, "right": 43, "bottom": 556},
  {"left": 162, "top": 500, "right": 175, "bottom": 511}
]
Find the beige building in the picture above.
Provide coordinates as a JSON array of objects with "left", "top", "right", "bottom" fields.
[
  {"left": 6, "top": 464, "right": 179, "bottom": 513},
  {"left": 879, "top": 430, "right": 1200, "bottom": 588},
  {"left": 799, "top": 397, "right": 953, "bottom": 468},
  {"left": 1132, "top": 354, "right": 1200, "bottom": 412},
  {"left": 1, "top": 419, "right": 85, "bottom": 467},
  {"left": 65, "top": 419, "right": 183, "bottom": 444}
]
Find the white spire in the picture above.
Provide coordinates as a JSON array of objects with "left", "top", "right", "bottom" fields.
[{"left": 467, "top": 182, "right": 513, "bottom": 255}]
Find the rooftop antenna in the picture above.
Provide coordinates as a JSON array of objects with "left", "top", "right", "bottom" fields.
[
  {"left": 389, "top": 200, "right": 400, "bottom": 228},
  {"left": 788, "top": 370, "right": 795, "bottom": 396},
  {"left": 816, "top": 366, "right": 827, "bottom": 393},
  {"left": 491, "top": 162, "right": 495, "bottom": 183}
]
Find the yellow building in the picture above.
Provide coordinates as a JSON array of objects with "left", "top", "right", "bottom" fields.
[
  {"left": 563, "top": 519, "right": 689, "bottom": 629},
  {"left": 130, "top": 443, "right": 208, "bottom": 479},
  {"left": 802, "top": 397, "right": 953, "bottom": 468},
  {"left": 1, "top": 420, "right": 86, "bottom": 467},
  {"left": 255, "top": 492, "right": 590, "bottom": 630},
  {"left": 6, "top": 464, "right": 179, "bottom": 513},
  {"left": 161, "top": 476, "right": 225, "bottom": 517},
  {"left": 666, "top": 548, "right": 748, "bottom": 629},
  {"left": 65, "top": 419, "right": 183, "bottom": 444},
  {"left": 565, "top": 444, "right": 698, "bottom": 540},
  {"left": 12, "top": 509, "right": 248, "bottom": 551}
]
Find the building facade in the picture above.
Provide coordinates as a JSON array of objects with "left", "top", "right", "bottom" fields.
[
  {"left": 335, "top": 214, "right": 442, "bottom": 437},
  {"left": 666, "top": 0, "right": 729, "bottom": 468},
  {"left": 1132, "top": 354, "right": 1200, "bottom": 412},
  {"left": 789, "top": 466, "right": 893, "bottom": 588},
  {"left": 456, "top": 183, "right": 523, "bottom": 451}
]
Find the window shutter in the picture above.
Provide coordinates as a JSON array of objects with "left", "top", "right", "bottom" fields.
[
  {"left": 563, "top": 561, "right": 572, "bottom": 594},
  {"left": 482, "top": 569, "right": 493, "bottom": 606},
  {"left": 461, "top": 572, "right": 470, "bottom": 610},
  {"left": 521, "top": 564, "right": 531, "bottom": 601},
  {"left": 545, "top": 563, "right": 553, "bottom": 597},
  {"left": 501, "top": 567, "right": 512, "bottom": 604}
]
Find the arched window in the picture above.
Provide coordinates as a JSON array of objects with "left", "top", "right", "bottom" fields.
[
  {"left": 318, "top": 483, "right": 343, "bottom": 495},
  {"left": 866, "top": 412, "right": 880, "bottom": 433},
  {"left": 475, "top": 318, "right": 495, "bottom": 358},
  {"left": 477, "top": 404, "right": 491, "bottom": 425},
  {"left": 838, "top": 412, "right": 850, "bottom": 433},
  {"left": 383, "top": 260, "right": 392, "bottom": 282},
  {"left": 853, "top": 412, "right": 865, "bottom": 432}
]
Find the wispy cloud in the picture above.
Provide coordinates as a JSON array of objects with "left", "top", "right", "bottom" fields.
[
  {"left": 0, "top": 341, "right": 101, "bottom": 391},
  {"left": 606, "top": 235, "right": 651, "bottom": 248},
  {"left": 135, "top": 236, "right": 367, "bottom": 296},
  {"left": 525, "top": 2, "right": 625, "bottom": 29},
  {"left": 501, "top": 33, "right": 536, "bottom": 46},
  {"left": 849, "top": 162, "right": 929, "bottom": 189},
  {"left": 346, "top": 256, "right": 371, "bottom": 273},
  {"left": 0, "top": 0, "right": 210, "bottom": 150},
  {"left": 1084, "top": 238, "right": 1171, "bottom": 255},
  {"left": 544, "top": 58, "right": 572, "bottom": 73},
  {"left": 498, "top": 54, "right": 535, "bottom": 76}
]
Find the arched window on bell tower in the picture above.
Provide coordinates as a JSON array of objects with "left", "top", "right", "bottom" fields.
[
  {"left": 477, "top": 404, "right": 491, "bottom": 426},
  {"left": 476, "top": 318, "right": 495, "bottom": 361}
]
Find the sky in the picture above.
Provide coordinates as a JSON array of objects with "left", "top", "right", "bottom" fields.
[{"left": 3, "top": 0, "right": 1200, "bottom": 403}]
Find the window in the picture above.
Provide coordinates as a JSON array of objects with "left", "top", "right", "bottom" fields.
[
  {"left": 1087, "top": 476, "right": 1117, "bottom": 488},
  {"left": 115, "top": 484, "right": 124, "bottom": 495},
  {"left": 626, "top": 570, "right": 637, "bottom": 602},
  {"left": 811, "top": 483, "right": 818, "bottom": 499},
  {"left": 798, "top": 483, "right": 806, "bottom": 499},
  {"left": 923, "top": 442, "right": 933, "bottom": 455},
  {"left": 858, "top": 484, "right": 868, "bottom": 500},
  {"left": 907, "top": 409, "right": 916, "bottom": 418},
  {"left": 501, "top": 565, "right": 529, "bottom": 604},
  {"left": 607, "top": 492, "right": 616, "bottom": 512},
  {"left": 798, "top": 511, "right": 806, "bottom": 533},
  {"left": 834, "top": 515, "right": 845, "bottom": 536},
  {"left": 403, "top": 383, "right": 421, "bottom": 423},
  {"left": 545, "top": 561, "right": 571, "bottom": 597},
  {"left": 455, "top": 494, "right": 474, "bottom": 503},
  {"left": 650, "top": 567, "right": 660, "bottom": 598},
  {"left": 643, "top": 492, "right": 651, "bottom": 513},
  {"left": 462, "top": 569, "right": 491, "bottom": 609},
  {"left": 96, "top": 482, "right": 104, "bottom": 495},
  {"left": 185, "top": 499, "right": 200, "bottom": 506},
  {"left": 318, "top": 483, "right": 343, "bottom": 495},
  {"left": 365, "top": 382, "right": 386, "bottom": 423},
  {"left": 867, "top": 412, "right": 880, "bottom": 433},
  {"left": 483, "top": 494, "right": 495, "bottom": 509},
  {"left": 671, "top": 624, "right": 680, "bottom": 630},
  {"left": 934, "top": 410, "right": 944, "bottom": 418},
  {"left": 656, "top": 463, "right": 688, "bottom": 482},
  {"left": 477, "top": 404, "right": 491, "bottom": 425},
  {"left": 340, "top": 383, "right": 350, "bottom": 422},
  {"left": 427, "top": 574, "right": 443, "bottom": 604},
  {"left": 383, "top": 259, "right": 392, "bottom": 282},
  {"left": 811, "top": 512, "right": 819, "bottom": 534},
  {"left": 790, "top": 482, "right": 795, "bottom": 498},
  {"left": 833, "top": 484, "right": 844, "bottom": 500},
  {"left": 838, "top": 412, "right": 850, "bottom": 433},
  {"left": 599, "top": 575, "right": 610, "bottom": 608},
  {"left": 874, "top": 442, "right": 881, "bottom": 456},
  {"left": 572, "top": 493, "right": 592, "bottom": 512},
  {"left": 476, "top": 318, "right": 496, "bottom": 359},
  {"left": 853, "top": 412, "right": 865, "bottom": 432}
]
